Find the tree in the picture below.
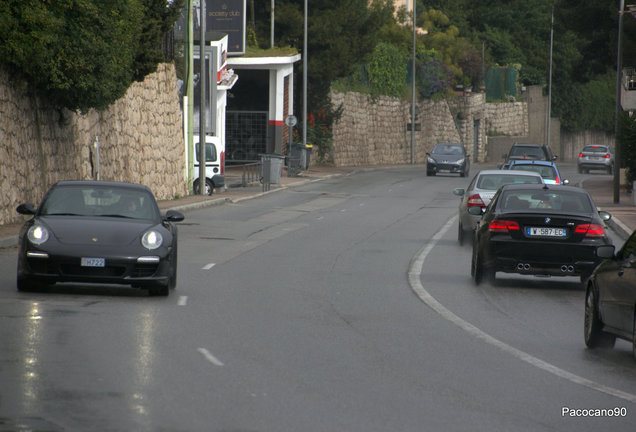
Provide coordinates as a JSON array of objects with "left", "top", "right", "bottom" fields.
[
  {"left": 251, "top": 0, "right": 395, "bottom": 110},
  {"left": 0, "top": 0, "right": 183, "bottom": 113}
]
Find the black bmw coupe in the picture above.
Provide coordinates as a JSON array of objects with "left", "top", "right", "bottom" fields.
[
  {"left": 469, "top": 183, "right": 612, "bottom": 285},
  {"left": 16, "top": 181, "right": 184, "bottom": 296}
]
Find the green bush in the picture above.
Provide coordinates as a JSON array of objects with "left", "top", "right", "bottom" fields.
[
  {"left": 367, "top": 42, "right": 407, "bottom": 97},
  {"left": 0, "top": 0, "right": 182, "bottom": 113}
]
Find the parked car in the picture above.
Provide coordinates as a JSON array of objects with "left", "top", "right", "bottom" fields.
[
  {"left": 469, "top": 183, "right": 612, "bottom": 285},
  {"left": 506, "top": 160, "right": 568, "bottom": 185},
  {"left": 577, "top": 144, "right": 614, "bottom": 174},
  {"left": 500, "top": 143, "right": 557, "bottom": 168},
  {"left": 193, "top": 135, "right": 225, "bottom": 195},
  {"left": 16, "top": 180, "right": 184, "bottom": 296},
  {"left": 584, "top": 232, "right": 636, "bottom": 356},
  {"left": 426, "top": 143, "right": 470, "bottom": 177},
  {"left": 453, "top": 170, "right": 544, "bottom": 245}
]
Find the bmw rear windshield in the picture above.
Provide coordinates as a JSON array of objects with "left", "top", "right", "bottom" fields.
[{"left": 499, "top": 189, "right": 593, "bottom": 213}]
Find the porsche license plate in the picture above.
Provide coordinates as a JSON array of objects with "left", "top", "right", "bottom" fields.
[
  {"left": 81, "top": 257, "right": 105, "bottom": 267},
  {"left": 526, "top": 227, "right": 566, "bottom": 237}
]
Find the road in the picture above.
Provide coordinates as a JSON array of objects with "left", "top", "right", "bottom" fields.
[{"left": 0, "top": 163, "right": 634, "bottom": 431}]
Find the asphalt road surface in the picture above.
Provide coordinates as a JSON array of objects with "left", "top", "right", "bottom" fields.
[{"left": 0, "top": 164, "right": 634, "bottom": 431}]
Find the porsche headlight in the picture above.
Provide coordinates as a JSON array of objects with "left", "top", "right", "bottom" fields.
[
  {"left": 27, "top": 225, "right": 49, "bottom": 245},
  {"left": 142, "top": 230, "right": 163, "bottom": 250}
]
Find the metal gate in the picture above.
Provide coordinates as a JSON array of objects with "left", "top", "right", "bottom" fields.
[{"left": 226, "top": 111, "right": 268, "bottom": 161}]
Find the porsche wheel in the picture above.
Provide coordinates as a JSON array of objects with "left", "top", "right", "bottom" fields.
[
  {"left": 168, "top": 243, "right": 178, "bottom": 290},
  {"left": 17, "top": 275, "right": 38, "bottom": 292}
]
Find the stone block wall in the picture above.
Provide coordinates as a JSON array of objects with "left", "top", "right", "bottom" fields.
[
  {"left": 485, "top": 102, "right": 528, "bottom": 137},
  {"left": 329, "top": 91, "right": 461, "bottom": 166},
  {"left": 0, "top": 63, "right": 186, "bottom": 225}
]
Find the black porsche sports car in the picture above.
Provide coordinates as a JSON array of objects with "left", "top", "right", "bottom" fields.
[
  {"left": 16, "top": 180, "right": 184, "bottom": 296},
  {"left": 469, "top": 183, "right": 612, "bottom": 285}
]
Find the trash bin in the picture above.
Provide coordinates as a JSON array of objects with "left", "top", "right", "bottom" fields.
[
  {"left": 305, "top": 144, "right": 313, "bottom": 168},
  {"left": 291, "top": 144, "right": 307, "bottom": 170},
  {"left": 261, "top": 153, "right": 284, "bottom": 184}
]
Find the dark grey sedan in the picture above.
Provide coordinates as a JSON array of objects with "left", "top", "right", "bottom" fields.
[
  {"left": 585, "top": 232, "right": 636, "bottom": 357},
  {"left": 426, "top": 142, "right": 470, "bottom": 177}
]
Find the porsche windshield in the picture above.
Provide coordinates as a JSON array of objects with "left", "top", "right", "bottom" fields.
[{"left": 40, "top": 185, "right": 160, "bottom": 220}]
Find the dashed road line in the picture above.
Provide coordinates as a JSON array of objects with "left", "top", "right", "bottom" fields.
[
  {"left": 197, "top": 348, "right": 224, "bottom": 366},
  {"left": 202, "top": 263, "right": 216, "bottom": 270}
]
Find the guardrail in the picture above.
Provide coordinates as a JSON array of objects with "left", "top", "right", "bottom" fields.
[{"left": 226, "top": 160, "right": 261, "bottom": 188}]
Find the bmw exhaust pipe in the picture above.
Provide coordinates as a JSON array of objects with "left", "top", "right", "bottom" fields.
[
  {"left": 517, "top": 263, "right": 531, "bottom": 271},
  {"left": 560, "top": 265, "right": 575, "bottom": 273}
]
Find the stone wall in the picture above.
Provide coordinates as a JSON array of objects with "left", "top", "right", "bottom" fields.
[
  {"left": 329, "top": 91, "right": 461, "bottom": 166},
  {"left": 0, "top": 63, "right": 186, "bottom": 225},
  {"left": 485, "top": 101, "right": 528, "bottom": 137},
  {"left": 330, "top": 90, "right": 527, "bottom": 166}
]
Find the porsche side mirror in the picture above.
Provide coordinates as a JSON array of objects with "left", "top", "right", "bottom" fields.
[
  {"left": 16, "top": 203, "right": 36, "bottom": 215},
  {"left": 164, "top": 210, "right": 185, "bottom": 222}
]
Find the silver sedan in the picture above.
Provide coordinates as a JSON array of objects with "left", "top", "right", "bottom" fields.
[
  {"left": 453, "top": 170, "right": 544, "bottom": 245},
  {"left": 577, "top": 144, "right": 614, "bottom": 174}
]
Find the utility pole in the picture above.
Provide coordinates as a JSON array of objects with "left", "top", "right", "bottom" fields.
[
  {"left": 271, "top": 0, "right": 275, "bottom": 48},
  {"left": 302, "top": 0, "right": 307, "bottom": 148},
  {"left": 546, "top": 2, "right": 554, "bottom": 148},
  {"left": 186, "top": 0, "right": 194, "bottom": 193},
  {"left": 614, "top": 0, "right": 625, "bottom": 203},
  {"left": 198, "top": 0, "right": 206, "bottom": 194},
  {"left": 410, "top": 0, "right": 416, "bottom": 164}
]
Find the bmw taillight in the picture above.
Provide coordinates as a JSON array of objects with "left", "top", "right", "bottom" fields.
[
  {"left": 604, "top": 154, "right": 610, "bottom": 159},
  {"left": 489, "top": 220, "right": 520, "bottom": 233},
  {"left": 575, "top": 224, "right": 604, "bottom": 237},
  {"left": 467, "top": 194, "right": 485, "bottom": 208},
  {"left": 578, "top": 153, "right": 583, "bottom": 158}
]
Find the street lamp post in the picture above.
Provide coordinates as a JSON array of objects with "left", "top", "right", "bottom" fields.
[
  {"left": 411, "top": 0, "right": 416, "bottom": 164},
  {"left": 546, "top": 2, "right": 554, "bottom": 147},
  {"left": 614, "top": 0, "right": 625, "bottom": 203},
  {"left": 303, "top": 0, "right": 307, "bottom": 149}
]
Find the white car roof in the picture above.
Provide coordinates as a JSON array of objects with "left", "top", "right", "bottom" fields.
[{"left": 476, "top": 169, "right": 543, "bottom": 179}]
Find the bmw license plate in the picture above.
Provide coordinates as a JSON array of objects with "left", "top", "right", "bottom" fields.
[
  {"left": 526, "top": 227, "right": 566, "bottom": 237},
  {"left": 81, "top": 257, "right": 105, "bottom": 267}
]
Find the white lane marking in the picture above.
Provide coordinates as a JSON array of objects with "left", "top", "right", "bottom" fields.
[
  {"left": 178, "top": 296, "right": 188, "bottom": 306},
  {"left": 202, "top": 263, "right": 216, "bottom": 270},
  {"left": 408, "top": 216, "right": 636, "bottom": 404},
  {"left": 197, "top": 348, "right": 224, "bottom": 366}
]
